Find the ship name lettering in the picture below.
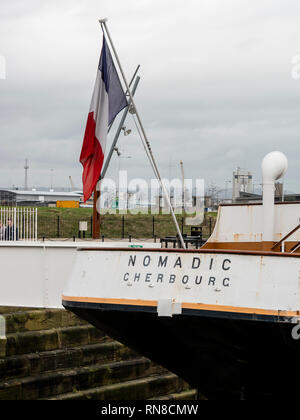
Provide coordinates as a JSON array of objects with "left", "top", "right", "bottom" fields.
[
  {"left": 223, "top": 277, "right": 230, "bottom": 287},
  {"left": 192, "top": 257, "right": 201, "bottom": 269},
  {"left": 157, "top": 273, "right": 163, "bottom": 282},
  {"left": 174, "top": 256, "right": 182, "bottom": 268},
  {"left": 126, "top": 255, "right": 233, "bottom": 273},
  {"left": 158, "top": 256, "right": 168, "bottom": 267},
  {"left": 222, "top": 259, "right": 231, "bottom": 271},
  {"left": 182, "top": 275, "right": 189, "bottom": 284},
  {"left": 208, "top": 276, "right": 216, "bottom": 286},
  {"left": 143, "top": 255, "right": 151, "bottom": 267},
  {"left": 123, "top": 272, "right": 231, "bottom": 288},
  {"left": 169, "top": 274, "right": 176, "bottom": 283},
  {"left": 128, "top": 255, "right": 136, "bottom": 267}
]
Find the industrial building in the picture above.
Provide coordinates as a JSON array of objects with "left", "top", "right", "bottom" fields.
[
  {"left": 232, "top": 167, "right": 253, "bottom": 201},
  {"left": 0, "top": 189, "right": 82, "bottom": 206},
  {"left": 235, "top": 191, "right": 300, "bottom": 204}
]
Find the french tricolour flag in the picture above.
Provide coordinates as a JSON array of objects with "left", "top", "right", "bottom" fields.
[{"left": 80, "top": 35, "right": 127, "bottom": 202}]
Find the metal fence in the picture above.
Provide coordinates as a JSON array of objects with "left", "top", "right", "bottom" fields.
[
  {"left": 0, "top": 207, "right": 37, "bottom": 241},
  {"left": 38, "top": 215, "right": 93, "bottom": 239},
  {"left": 37, "top": 213, "right": 216, "bottom": 241},
  {"left": 0, "top": 209, "right": 216, "bottom": 242}
]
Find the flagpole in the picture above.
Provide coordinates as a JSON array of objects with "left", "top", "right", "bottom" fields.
[
  {"left": 99, "top": 18, "right": 186, "bottom": 249},
  {"left": 92, "top": 186, "right": 100, "bottom": 239}
]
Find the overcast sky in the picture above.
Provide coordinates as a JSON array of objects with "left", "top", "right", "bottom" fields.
[{"left": 0, "top": 0, "right": 300, "bottom": 194}]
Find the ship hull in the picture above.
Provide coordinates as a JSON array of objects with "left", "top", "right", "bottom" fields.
[
  {"left": 62, "top": 247, "right": 300, "bottom": 399},
  {"left": 63, "top": 299, "right": 300, "bottom": 400}
]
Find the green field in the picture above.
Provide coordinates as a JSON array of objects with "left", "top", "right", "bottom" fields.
[{"left": 36, "top": 207, "right": 217, "bottom": 239}]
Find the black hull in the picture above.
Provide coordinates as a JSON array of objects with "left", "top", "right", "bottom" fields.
[{"left": 63, "top": 300, "right": 300, "bottom": 400}]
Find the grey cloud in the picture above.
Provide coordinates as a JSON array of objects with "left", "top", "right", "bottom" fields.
[{"left": 0, "top": 0, "right": 299, "bottom": 193}]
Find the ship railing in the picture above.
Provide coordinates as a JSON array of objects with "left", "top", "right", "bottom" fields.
[
  {"left": 290, "top": 242, "right": 300, "bottom": 254},
  {"left": 0, "top": 207, "right": 38, "bottom": 241},
  {"left": 271, "top": 223, "right": 300, "bottom": 252}
]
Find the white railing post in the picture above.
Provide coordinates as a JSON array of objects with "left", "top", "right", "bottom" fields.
[
  {"left": 35, "top": 208, "right": 38, "bottom": 240},
  {"left": 13, "top": 207, "right": 16, "bottom": 240},
  {"left": 0, "top": 207, "right": 38, "bottom": 241}
]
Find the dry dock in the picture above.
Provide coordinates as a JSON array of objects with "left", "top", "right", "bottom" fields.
[{"left": 0, "top": 306, "right": 196, "bottom": 400}]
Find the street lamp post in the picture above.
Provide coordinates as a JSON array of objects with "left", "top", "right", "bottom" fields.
[{"left": 50, "top": 169, "right": 54, "bottom": 191}]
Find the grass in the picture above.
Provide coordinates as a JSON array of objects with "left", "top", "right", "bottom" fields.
[{"left": 36, "top": 207, "right": 217, "bottom": 239}]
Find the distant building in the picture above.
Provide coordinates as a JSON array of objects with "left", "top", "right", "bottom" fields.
[
  {"left": 232, "top": 168, "right": 253, "bottom": 202},
  {"left": 0, "top": 189, "right": 82, "bottom": 206},
  {"left": 236, "top": 189, "right": 300, "bottom": 204}
]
